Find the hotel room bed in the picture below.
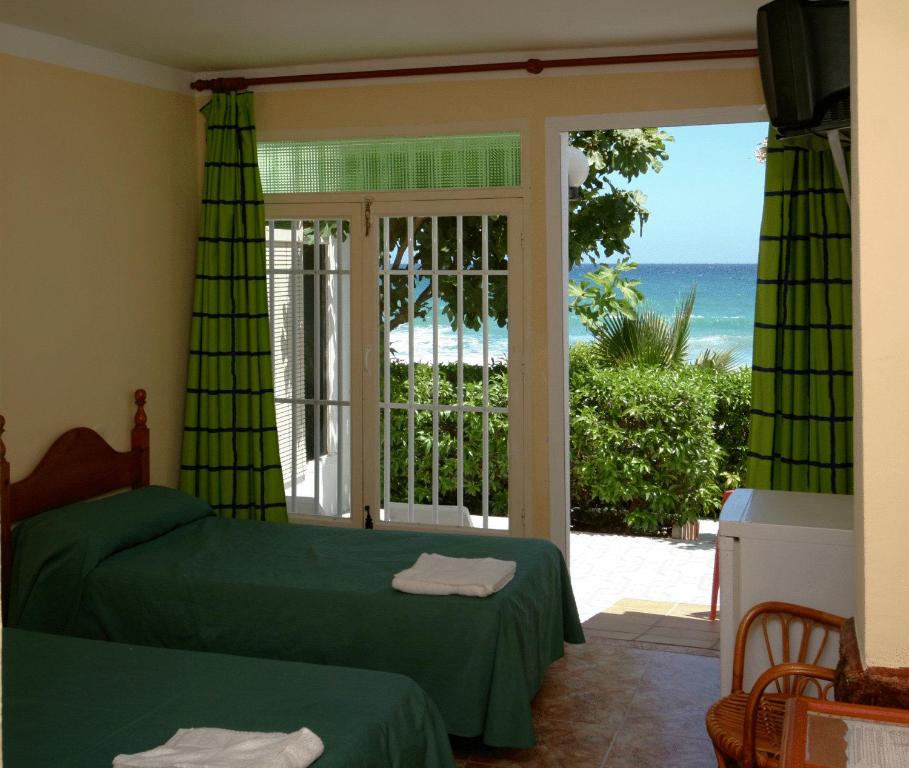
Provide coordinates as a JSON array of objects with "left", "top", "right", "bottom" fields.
[
  {"left": 3, "top": 627, "right": 455, "bottom": 767},
  {"left": 1, "top": 396, "right": 584, "bottom": 749}
]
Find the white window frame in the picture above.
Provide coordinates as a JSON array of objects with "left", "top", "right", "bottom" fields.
[{"left": 265, "top": 193, "right": 527, "bottom": 537}]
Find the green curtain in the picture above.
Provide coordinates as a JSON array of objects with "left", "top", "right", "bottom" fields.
[
  {"left": 179, "top": 91, "right": 287, "bottom": 522},
  {"left": 746, "top": 131, "right": 853, "bottom": 494}
]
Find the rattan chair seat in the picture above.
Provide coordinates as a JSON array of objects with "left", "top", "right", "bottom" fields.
[{"left": 705, "top": 691, "right": 788, "bottom": 768}]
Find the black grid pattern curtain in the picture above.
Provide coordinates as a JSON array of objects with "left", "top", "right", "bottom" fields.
[
  {"left": 746, "top": 131, "right": 853, "bottom": 494},
  {"left": 179, "top": 91, "right": 287, "bottom": 521}
]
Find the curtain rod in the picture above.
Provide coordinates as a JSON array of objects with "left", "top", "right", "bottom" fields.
[{"left": 191, "top": 48, "right": 758, "bottom": 92}]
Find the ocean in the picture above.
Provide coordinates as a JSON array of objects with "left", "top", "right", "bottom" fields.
[{"left": 389, "top": 263, "right": 757, "bottom": 367}]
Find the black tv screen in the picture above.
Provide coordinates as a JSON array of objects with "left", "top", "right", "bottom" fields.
[{"left": 757, "top": 0, "right": 850, "bottom": 136}]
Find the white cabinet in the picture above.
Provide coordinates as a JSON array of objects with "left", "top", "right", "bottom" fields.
[{"left": 718, "top": 489, "right": 854, "bottom": 694}]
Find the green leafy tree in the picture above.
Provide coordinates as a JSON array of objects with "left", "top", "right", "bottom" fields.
[
  {"left": 568, "top": 129, "right": 672, "bottom": 266},
  {"left": 382, "top": 215, "right": 508, "bottom": 332},
  {"left": 565, "top": 128, "right": 673, "bottom": 322},
  {"left": 380, "top": 129, "right": 672, "bottom": 333}
]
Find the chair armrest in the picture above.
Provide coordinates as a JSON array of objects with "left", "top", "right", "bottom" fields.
[{"left": 742, "top": 662, "right": 837, "bottom": 768}]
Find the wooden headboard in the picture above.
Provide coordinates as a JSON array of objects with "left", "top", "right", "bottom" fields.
[{"left": 0, "top": 389, "right": 150, "bottom": 624}]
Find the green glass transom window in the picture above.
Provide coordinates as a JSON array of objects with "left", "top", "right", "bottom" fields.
[{"left": 258, "top": 133, "right": 521, "bottom": 194}]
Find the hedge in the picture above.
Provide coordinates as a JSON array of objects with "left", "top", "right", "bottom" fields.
[
  {"left": 386, "top": 362, "right": 508, "bottom": 516},
  {"left": 388, "top": 345, "right": 751, "bottom": 533}
]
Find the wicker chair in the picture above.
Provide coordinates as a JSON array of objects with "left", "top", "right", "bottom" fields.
[{"left": 705, "top": 601, "right": 846, "bottom": 768}]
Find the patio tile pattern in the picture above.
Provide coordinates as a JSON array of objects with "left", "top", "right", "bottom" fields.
[{"left": 569, "top": 521, "right": 720, "bottom": 624}]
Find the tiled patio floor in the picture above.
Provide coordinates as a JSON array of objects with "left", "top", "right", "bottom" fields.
[{"left": 569, "top": 520, "right": 720, "bottom": 626}]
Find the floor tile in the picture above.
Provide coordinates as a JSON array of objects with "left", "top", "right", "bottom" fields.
[{"left": 453, "top": 639, "right": 720, "bottom": 767}]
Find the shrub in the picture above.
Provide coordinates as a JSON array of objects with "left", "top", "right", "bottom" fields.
[
  {"left": 386, "top": 348, "right": 752, "bottom": 533},
  {"left": 569, "top": 343, "right": 724, "bottom": 532},
  {"left": 706, "top": 366, "right": 752, "bottom": 490},
  {"left": 387, "top": 362, "right": 508, "bottom": 516}
]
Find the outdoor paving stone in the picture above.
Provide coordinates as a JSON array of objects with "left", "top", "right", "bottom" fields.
[
  {"left": 570, "top": 521, "right": 719, "bottom": 623},
  {"left": 636, "top": 633, "right": 719, "bottom": 649}
]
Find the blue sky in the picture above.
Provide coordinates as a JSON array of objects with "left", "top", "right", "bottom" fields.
[{"left": 612, "top": 121, "right": 768, "bottom": 264}]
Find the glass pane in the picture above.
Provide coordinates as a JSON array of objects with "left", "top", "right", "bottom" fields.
[
  {"left": 275, "top": 400, "right": 294, "bottom": 489},
  {"left": 437, "top": 275, "right": 458, "bottom": 405},
  {"left": 384, "top": 407, "right": 409, "bottom": 521},
  {"left": 462, "top": 276, "right": 484, "bottom": 366},
  {"left": 488, "top": 275, "right": 508, "bottom": 367},
  {"left": 462, "top": 411, "right": 483, "bottom": 523},
  {"left": 271, "top": 272, "right": 292, "bottom": 400},
  {"left": 379, "top": 274, "right": 387, "bottom": 402},
  {"left": 285, "top": 403, "right": 313, "bottom": 516},
  {"left": 320, "top": 272, "right": 349, "bottom": 402},
  {"left": 412, "top": 407, "right": 433, "bottom": 507},
  {"left": 462, "top": 216, "right": 483, "bottom": 270},
  {"left": 321, "top": 219, "right": 349, "bottom": 271},
  {"left": 299, "top": 273, "right": 315, "bottom": 401},
  {"left": 413, "top": 216, "right": 432, "bottom": 273},
  {"left": 437, "top": 408, "right": 458, "bottom": 504},
  {"left": 487, "top": 214, "right": 508, "bottom": 270},
  {"left": 269, "top": 221, "right": 293, "bottom": 270},
  {"left": 437, "top": 217, "right": 458, "bottom": 270},
  {"left": 488, "top": 410, "right": 509, "bottom": 527},
  {"left": 296, "top": 221, "right": 315, "bottom": 270},
  {"left": 316, "top": 403, "right": 349, "bottom": 518},
  {"left": 385, "top": 217, "right": 410, "bottom": 270},
  {"left": 258, "top": 133, "right": 522, "bottom": 194},
  {"left": 387, "top": 275, "right": 411, "bottom": 377}
]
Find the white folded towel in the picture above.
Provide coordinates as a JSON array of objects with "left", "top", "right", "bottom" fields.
[
  {"left": 392, "top": 552, "right": 516, "bottom": 597},
  {"left": 112, "top": 726, "right": 324, "bottom": 768}
]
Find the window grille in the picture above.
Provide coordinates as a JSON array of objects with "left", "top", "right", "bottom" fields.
[{"left": 379, "top": 214, "right": 510, "bottom": 529}]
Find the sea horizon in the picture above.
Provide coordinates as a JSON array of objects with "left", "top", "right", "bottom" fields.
[{"left": 390, "top": 262, "right": 758, "bottom": 368}]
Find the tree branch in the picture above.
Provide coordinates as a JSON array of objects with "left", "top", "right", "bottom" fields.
[{"left": 387, "top": 282, "right": 433, "bottom": 332}]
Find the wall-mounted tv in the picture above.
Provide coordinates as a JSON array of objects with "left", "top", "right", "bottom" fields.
[{"left": 757, "top": 0, "right": 850, "bottom": 137}]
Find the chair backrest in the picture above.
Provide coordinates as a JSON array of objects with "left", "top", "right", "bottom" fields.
[{"left": 732, "top": 601, "right": 846, "bottom": 696}]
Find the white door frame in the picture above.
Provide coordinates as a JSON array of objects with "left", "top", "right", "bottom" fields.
[
  {"left": 544, "top": 104, "right": 767, "bottom": 557},
  {"left": 265, "top": 192, "right": 527, "bottom": 537}
]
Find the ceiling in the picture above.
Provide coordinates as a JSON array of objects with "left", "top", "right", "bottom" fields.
[{"left": 0, "top": 0, "right": 766, "bottom": 73}]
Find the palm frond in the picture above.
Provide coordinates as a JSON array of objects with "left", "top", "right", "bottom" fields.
[{"left": 693, "top": 347, "right": 743, "bottom": 373}]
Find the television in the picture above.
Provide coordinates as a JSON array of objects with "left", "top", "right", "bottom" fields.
[{"left": 757, "top": 0, "right": 850, "bottom": 137}]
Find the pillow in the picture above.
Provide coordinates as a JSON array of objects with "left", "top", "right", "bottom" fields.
[{"left": 9, "top": 486, "right": 212, "bottom": 632}]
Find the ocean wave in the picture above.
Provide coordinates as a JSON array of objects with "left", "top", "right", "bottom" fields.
[{"left": 389, "top": 325, "right": 507, "bottom": 365}]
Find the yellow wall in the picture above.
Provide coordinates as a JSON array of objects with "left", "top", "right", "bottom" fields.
[
  {"left": 0, "top": 54, "right": 198, "bottom": 486},
  {"left": 851, "top": 1, "right": 909, "bottom": 669},
  {"left": 250, "top": 65, "right": 764, "bottom": 539},
  {"left": 0, "top": 51, "right": 763, "bottom": 542}
]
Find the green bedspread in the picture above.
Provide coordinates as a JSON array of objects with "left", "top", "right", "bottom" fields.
[
  {"left": 3, "top": 628, "right": 455, "bottom": 767},
  {"left": 10, "top": 488, "right": 584, "bottom": 747}
]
